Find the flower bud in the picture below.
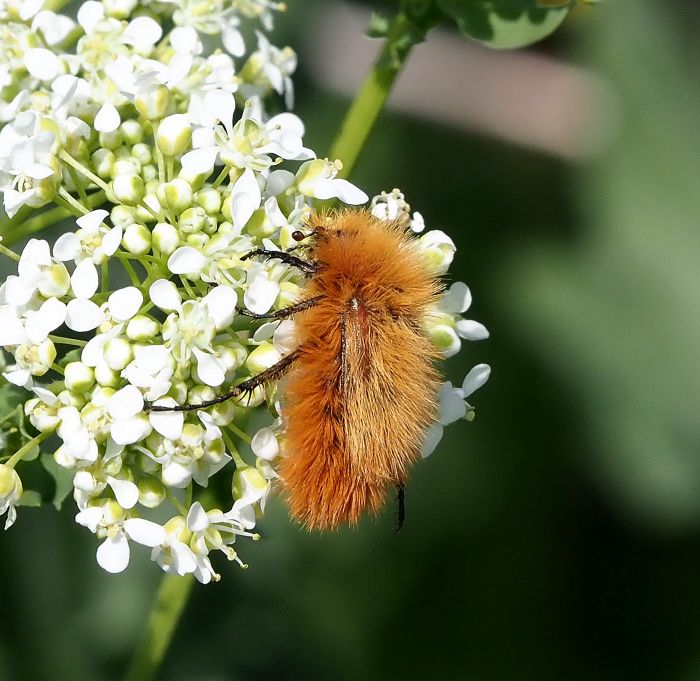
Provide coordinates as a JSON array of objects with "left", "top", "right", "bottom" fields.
[
  {"left": 131, "top": 142, "right": 152, "bottom": 166},
  {"left": 142, "top": 163, "right": 158, "bottom": 183},
  {"left": 188, "top": 385, "right": 217, "bottom": 405},
  {"left": 99, "top": 129, "right": 122, "bottom": 150},
  {"left": 103, "top": 337, "right": 133, "bottom": 371},
  {"left": 417, "top": 230, "right": 456, "bottom": 275},
  {"left": 138, "top": 478, "right": 166, "bottom": 508},
  {"left": 178, "top": 206, "right": 206, "bottom": 234},
  {"left": 92, "top": 148, "right": 115, "bottom": 179},
  {"left": 135, "top": 85, "right": 170, "bottom": 120},
  {"left": 152, "top": 222, "right": 179, "bottom": 254},
  {"left": 427, "top": 323, "right": 461, "bottom": 358},
  {"left": 0, "top": 464, "right": 22, "bottom": 529},
  {"left": 94, "top": 363, "right": 120, "bottom": 387},
  {"left": 251, "top": 427, "right": 279, "bottom": 461},
  {"left": 103, "top": 0, "right": 138, "bottom": 18},
  {"left": 64, "top": 361, "right": 95, "bottom": 392},
  {"left": 232, "top": 465, "right": 268, "bottom": 505},
  {"left": 185, "top": 233, "right": 208, "bottom": 250},
  {"left": 245, "top": 342, "right": 281, "bottom": 374},
  {"left": 246, "top": 208, "right": 276, "bottom": 239},
  {"left": 158, "top": 178, "right": 193, "bottom": 212},
  {"left": 196, "top": 187, "right": 222, "bottom": 215},
  {"left": 156, "top": 114, "right": 191, "bottom": 156},
  {"left": 122, "top": 223, "right": 152, "bottom": 255},
  {"left": 120, "top": 119, "right": 144, "bottom": 145},
  {"left": 126, "top": 315, "right": 159, "bottom": 341},
  {"left": 38, "top": 262, "right": 70, "bottom": 298},
  {"left": 277, "top": 281, "right": 301, "bottom": 309},
  {"left": 232, "top": 384, "right": 265, "bottom": 408},
  {"left": 111, "top": 204, "right": 137, "bottom": 228},
  {"left": 112, "top": 173, "right": 145, "bottom": 206}
]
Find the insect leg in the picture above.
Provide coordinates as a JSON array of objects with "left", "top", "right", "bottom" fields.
[
  {"left": 241, "top": 249, "right": 317, "bottom": 274},
  {"left": 237, "top": 295, "right": 324, "bottom": 320},
  {"left": 145, "top": 351, "right": 298, "bottom": 413},
  {"left": 395, "top": 484, "right": 406, "bottom": 533}
]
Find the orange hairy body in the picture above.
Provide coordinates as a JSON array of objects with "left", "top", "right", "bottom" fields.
[{"left": 280, "top": 210, "right": 441, "bottom": 529}]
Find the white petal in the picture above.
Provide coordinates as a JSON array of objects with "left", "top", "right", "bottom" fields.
[
  {"left": 96, "top": 532, "right": 130, "bottom": 573},
  {"left": 125, "top": 518, "right": 166, "bottom": 547},
  {"left": 167, "top": 247, "right": 207, "bottom": 276},
  {"left": 170, "top": 542, "right": 197, "bottom": 575},
  {"left": 76, "top": 208, "right": 108, "bottom": 231},
  {"left": 25, "top": 298, "right": 67, "bottom": 343},
  {"left": 107, "top": 476, "right": 139, "bottom": 509},
  {"left": 109, "top": 384, "right": 144, "bottom": 419},
  {"left": 53, "top": 232, "right": 81, "bottom": 262},
  {"left": 202, "top": 286, "right": 236, "bottom": 330},
  {"left": 272, "top": 319, "right": 296, "bottom": 355},
  {"left": 244, "top": 276, "right": 279, "bottom": 315},
  {"left": 162, "top": 461, "right": 192, "bottom": 488},
  {"left": 192, "top": 348, "right": 225, "bottom": 387},
  {"left": 440, "top": 282, "right": 472, "bottom": 314},
  {"left": 149, "top": 279, "right": 181, "bottom": 312},
  {"left": 230, "top": 168, "right": 261, "bottom": 229},
  {"left": 0, "top": 309, "right": 28, "bottom": 346},
  {"left": 111, "top": 415, "right": 151, "bottom": 445},
  {"left": 4, "top": 275, "right": 35, "bottom": 307},
  {"left": 77, "top": 0, "right": 104, "bottom": 33},
  {"left": 421, "top": 423, "right": 444, "bottom": 458},
  {"left": 251, "top": 427, "right": 279, "bottom": 460},
  {"left": 180, "top": 147, "right": 219, "bottom": 175},
  {"left": 24, "top": 48, "right": 59, "bottom": 81},
  {"left": 94, "top": 102, "right": 120, "bottom": 133},
  {"left": 101, "top": 226, "right": 122, "bottom": 257},
  {"left": 456, "top": 320, "right": 490, "bottom": 341},
  {"left": 186, "top": 502, "right": 209, "bottom": 532},
  {"left": 108, "top": 286, "right": 143, "bottom": 321},
  {"left": 462, "top": 364, "right": 491, "bottom": 398},
  {"left": 149, "top": 399, "right": 184, "bottom": 440},
  {"left": 81, "top": 332, "right": 109, "bottom": 366},
  {"left": 313, "top": 178, "right": 368, "bottom": 204},
  {"left": 222, "top": 26, "right": 245, "bottom": 57},
  {"left": 71, "top": 258, "right": 98, "bottom": 299},
  {"left": 75, "top": 506, "right": 103, "bottom": 532},
  {"left": 134, "top": 344, "right": 169, "bottom": 370},
  {"left": 123, "top": 16, "right": 162, "bottom": 49},
  {"left": 65, "top": 299, "right": 105, "bottom": 332},
  {"left": 204, "top": 89, "right": 235, "bottom": 130},
  {"left": 438, "top": 389, "right": 467, "bottom": 426}
]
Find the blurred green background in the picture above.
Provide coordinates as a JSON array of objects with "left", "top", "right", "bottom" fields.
[{"left": 4, "top": 0, "right": 700, "bottom": 679}]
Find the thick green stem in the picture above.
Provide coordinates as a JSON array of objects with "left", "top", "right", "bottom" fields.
[
  {"left": 328, "top": 5, "right": 438, "bottom": 178},
  {"left": 123, "top": 575, "right": 195, "bottom": 681}
]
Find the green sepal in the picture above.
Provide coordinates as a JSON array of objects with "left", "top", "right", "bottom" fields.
[{"left": 16, "top": 490, "right": 42, "bottom": 507}]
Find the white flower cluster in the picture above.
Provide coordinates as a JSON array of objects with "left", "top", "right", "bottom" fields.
[{"left": 0, "top": 0, "right": 489, "bottom": 580}]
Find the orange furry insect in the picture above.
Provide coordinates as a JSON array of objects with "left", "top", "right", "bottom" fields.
[{"left": 148, "top": 209, "right": 442, "bottom": 530}]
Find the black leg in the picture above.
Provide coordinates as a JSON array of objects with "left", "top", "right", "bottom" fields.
[
  {"left": 237, "top": 295, "right": 324, "bottom": 320},
  {"left": 145, "top": 351, "right": 298, "bottom": 413},
  {"left": 395, "top": 484, "right": 405, "bottom": 533},
  {"left": 241, "top": 249, "right": 317, "bottom": 275}
]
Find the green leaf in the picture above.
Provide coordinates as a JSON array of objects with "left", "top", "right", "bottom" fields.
[
  {"left": 437, "top": 0, "right": 570, "bottom": 49},
  {"left": 40, "top": 453, "right": 74, "bottom": 510},
  {"left": 17, "top": 490, "right": 42, "bottom": 507}
]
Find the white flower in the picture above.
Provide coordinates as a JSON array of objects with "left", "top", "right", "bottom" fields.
[
  {"left": 422, "top": 364, "right": 491, "bottom": 458},
  {"left": 54, "top": 210, "right": 122, "bottom": 266},
  {"left": 0, "top": 464, "right": 23, "bottom": 530},
  {"left": 181, "top": 93, "right": 312, "bottom": 176},
  {"left": 240, "top": 31, "right": 296, "bottom": 108},
  {"left": 295, "top": 158, "right": 368, "bottom": 204}
]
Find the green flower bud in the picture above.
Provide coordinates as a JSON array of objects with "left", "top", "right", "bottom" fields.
[
  {"left": 156, "top": 114, "right": 192, "bottom": 156},
  {"left": 153, "top": 222, "right": 179, "bottom": 254},
  {"left": 185, "top": 233, "right": 208, "bottom": 250},
  {"left": 122, "top": 223, "right": 152, "bottom": 255},
  {"left": 138, "top": 478, "right": 166, "bottom": 508},
  {"left": 277, "top": 281, "right": 301, "bottom": 309},
  {"left": 64, "top": 361, "right": 95, "bottom": 392},
  {"left": 132, "top": 143, "right": 152, "bottom": 165},
  {"left": 178, "top": 206, "right": 206, "bottom": 233},
  {"left": 246, "top": 208, "right": 276, "bottom": 239},
  {"left": 158, "top": 178, "right": 193, "bottom": 212},
  {"left": 94, "top": 363, "right": 120, "bottom": 387},
  {"left": 92, "top": 148, "right": 115, "bottom": 179},
  {"left": 103, "top": 337, "right": 133, "bottom": 371},
  {"left": 142, "top": 163, "right": 158, "bottom": 183},
  {"left": 196, "top": 187, "right": 222, "bottom": 215},
  {"left": 135, "top": 85, "right": 170, "bottom": 120},
  {"left": 120, "top": 119, "right": 144, "bottom": 145},
  {"left": 110, "top": 204, "right": 137, "bottom": 228},
  {"left": 111, "top": 173, "right": 145, "bottom": 206},
  {"left": 245, "top": 342, "right": 281, "bottom": 374},
  {"left": 126, "top": 315, "right": 159, "bottom": 341},
  {"left": 99, "top": 129, "right": 122, "bottom": 150}
]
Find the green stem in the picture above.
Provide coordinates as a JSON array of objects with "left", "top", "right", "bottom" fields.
[
  {"left": 7, "top": 431, "right": 51, "bottom": 468},
  {"left": 328, "top": 5, "right": 438, "bottom": 178},
  {"left": 123, "top": 574, "right": 195, "bottom": 681}
]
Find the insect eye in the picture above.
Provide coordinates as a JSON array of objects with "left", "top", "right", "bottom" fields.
[{"left": 292, "top": 230, "right": 306, "bottom": 242}]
